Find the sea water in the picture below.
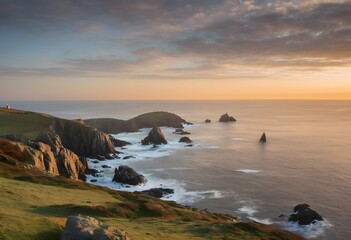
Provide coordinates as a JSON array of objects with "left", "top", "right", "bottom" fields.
[{"left": 3, "top": 100, "right": 351, "bottom": 240}]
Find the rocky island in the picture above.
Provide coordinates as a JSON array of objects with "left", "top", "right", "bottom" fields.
[{"left": 0, "top": 107, "right": 307, "bottom": 240}]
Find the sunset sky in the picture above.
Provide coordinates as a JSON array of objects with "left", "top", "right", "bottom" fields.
[{"left": 0, "top": 0, "right": 350, "bottom": 100}]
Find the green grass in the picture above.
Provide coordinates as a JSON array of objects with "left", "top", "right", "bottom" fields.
[
  {"left": 0, "top": 162, "right": 306, "bottom": 240},
  {"left": 0, "top": 109, "right": 52, "bottom": 140}
]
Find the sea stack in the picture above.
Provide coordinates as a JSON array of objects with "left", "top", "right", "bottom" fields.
[
  {"left": 112, "top": 165, "right": 146, "bottom": 185},
  {"left": 260, "top": 132, "right": 267, "bottom": 143},
  {"left": 141, "top": 127, "right": 167, "bottom": 145},
  {"left": 219, "top": 113, "right": 236, "bottom": 122}
]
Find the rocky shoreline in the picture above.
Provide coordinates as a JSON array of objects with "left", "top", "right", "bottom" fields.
[{"left": 0, "top": 108, "right": 314, "bottom": 239}]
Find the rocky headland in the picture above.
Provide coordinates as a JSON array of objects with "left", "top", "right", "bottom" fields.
[
  {"left": 0, "top": 108, "right": 115, "bottom": 181},
  {"left": 0, "top": 107, "right": 307, "bottom": 240},
  {"left": 84, "top": 111, "right": 192, "bottom": 134}
]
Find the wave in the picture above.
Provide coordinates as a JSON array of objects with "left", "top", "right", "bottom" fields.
[
  {"left": 237, "top": 204, "right": 332, "bottom": 239},
  {"left": 236, "top": 169, "right": 261, "bottom": 174}
]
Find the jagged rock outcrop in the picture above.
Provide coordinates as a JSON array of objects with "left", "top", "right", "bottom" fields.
[
  {"left": 205, "top": 119, "right": 211, "bottom": 123},
  {"left": 61, "top": 215, "right": 129, "bottom": 240},
  {"left": 260, "top": 132, "right": 267, "bottom": 143},
  {"left": 109, "top": 135, "right": 131, "bottom": 147},
  {"left": 38, "top": 119, "right": 115, "bottom": 158},
  {"left": 288, "top": 204, "right": 324, "bottom": 225},
  {"left": 28, "top": 141, "right": 60, "bottom": 175},
  {"left": 141, "top": 188, "right": 174, "bottom": 198},
  {"left": 141, "top": 127, "right": 167, "bottom": 145},
  {"left": 0, "top": 138, "right": 87, "bottom": 181},
  {"left": 219, "top": 113, "right": 236, "bottom": 122},
  {"left": 179, "top": 136, "right": 193, "bottom": 144},
  {"left": 112, "top": 165, "right": 146, "bottom": 185},
  {"left": 84, "top": 111, "right": 192, "bottom": 134},
  {"left": 173, "top": 128, "right": 190, "bottom": 135}
]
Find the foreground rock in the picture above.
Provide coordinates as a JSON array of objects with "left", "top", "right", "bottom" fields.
[
  {"left": 173, "top": 128, "right": 190, "bottom": 135},
  {"left": 205, "top": 119, "right": 211, "bottom": 123},
  {"left": 85, "top": 111, "right": 192, "bottom": 134},
  {"left": 289, "top": 204, "right": 324, "bottom": 225},
  {"left": 141, "top": 188, "right": 174, "bottom": 198},
  {"left": 61, "top": 215, "right": 129, "bottom": 240},
  {"left": 219, "top": 113, "right": 236, "bottom": 122},
  {"left": 260, "top": 132, "right": 267, "bottom": 143},
  {"left": 179, "top": 136, "right": 193, "bottom": 144},
  {"left": 112, "top": 165, "right": 146, "bottom": 185},
  {"left": 141, "top": 127, "right": 167, "bottom": 145}
]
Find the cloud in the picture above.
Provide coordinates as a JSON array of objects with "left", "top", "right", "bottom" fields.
[
  {"left": 175, "top": 1, "right": 351, "bottom": 68},
  {"left": 0, "top": 0, "right": 350, "bottom": 81}
]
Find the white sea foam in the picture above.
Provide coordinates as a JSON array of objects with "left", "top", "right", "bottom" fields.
[
  {"left": 87, "top": 126, "right": 225, "bottom": 205},
  {"left": 238, "top": 206, "right": 257, "bottom": 216},
  {"left": 232, "top": 137, "right": 245, "bottom": 141},
  {"left": 86, "top": 170, "right": 224, "bottom": 204},
  {"left": 282, "top": 220, "right": 333, "bottom": 239},
  {"left": 236, "top": 169, "right": 261, "bottom": 174},
  {"left": 236, "top": 203, "right": 332, "bottom": 239},
  {"left": 248, "top": 216, "right": 274, "bottom": 225}
]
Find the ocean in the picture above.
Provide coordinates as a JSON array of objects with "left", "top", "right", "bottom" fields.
[{"left": 2, "top": 100, "right": 351, "bottom": 240}]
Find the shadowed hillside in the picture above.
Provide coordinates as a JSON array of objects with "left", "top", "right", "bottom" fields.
[{"left": 84, "top": 111, "right": 191, "bottom": 134}]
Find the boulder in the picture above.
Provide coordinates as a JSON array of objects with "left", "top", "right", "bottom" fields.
[
  {"left": 112, "top": 165, "right": 146, "bottom": 185},
  {"left": 219, "top": 113, "right": 236, "bottom": 122},
  {"left": 173, "top": 128, "right": 191, "bottom": 135},
  {"left": 141, "top": 188, "right": 174, "bottom": 198},
  {"left": 179, "top": 137, "right": 193, "bottom": 144},
  {"left": 260, "top": 132, "right": 267, "bottom": 143},
  {"left": 61, "top": 215, "right": 129, "bottom": 240},
  {"left": 141, "top": 127, "right": 167, "bottom": 145},
  {"left": 205, "top": 119, "right": 211, "bottom": 123},
  {"left": 288, "top": 204, "right": 324, "bottom": 225}
]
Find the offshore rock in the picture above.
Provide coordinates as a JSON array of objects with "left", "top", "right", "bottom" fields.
[
  {"left": 141, "top": 127, "right": 167, "bottom": 145},
  {"left": 173, "top": 128, "right": 191, "bottom": 135},
  {"left": 289, "top": 204, "right": 324, "bottom": 225},
  {"left": 112, "top": 165, "right": 146, "bottom": 185},
  {"left": 219, "top": 113, "right": 236, "bottom": 122},
  {"left": 179, "top": 136, "right": 193, "bottom": 144},
  {"left": 260, "top": 132, "right": 267, "bottom": 143}
]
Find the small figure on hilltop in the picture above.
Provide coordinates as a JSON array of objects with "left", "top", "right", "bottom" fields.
[{"left": 6, "top": 105, "right": 11, "bottom": 109}]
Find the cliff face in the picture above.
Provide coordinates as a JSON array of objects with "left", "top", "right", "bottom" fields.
[
  {"left": 0, "top": 109, "right": 116, "bottom": 181},
  {"left": 0, "top": 138, "right": 86, "bottom": 181},
  {"left": 84, "top": 111, "right": 190, "bottom": 134},
  {"left": 42, "top": 119, "right": 115, "bottom": 158}
]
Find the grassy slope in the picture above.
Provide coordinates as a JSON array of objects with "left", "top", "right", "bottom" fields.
[
  {"left": 0, "top": 108, "right": 52, "bottom": 140},
  {"left": 0, "top": 162, "right": 306, "bottom": 240}
]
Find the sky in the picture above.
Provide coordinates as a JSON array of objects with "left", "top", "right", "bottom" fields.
[{"left": 0, "top": 0, "right": 350, "bottom": 100}]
